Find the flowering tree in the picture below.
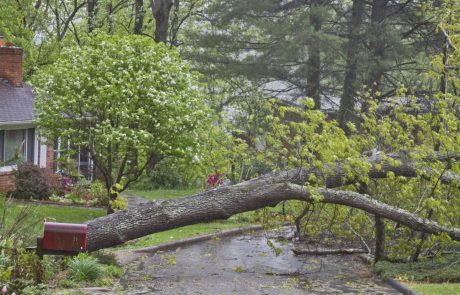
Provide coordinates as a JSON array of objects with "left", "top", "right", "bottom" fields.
[{"left": 33, "top": 34, "right": 207, "bottom": 210}]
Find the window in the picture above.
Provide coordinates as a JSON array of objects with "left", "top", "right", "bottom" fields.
[
  {"left": 4, "top": 129, "right": 25, "bottom": 161},
  {"left": 0, "top": 128, "right": 35, "bottom": 164}
]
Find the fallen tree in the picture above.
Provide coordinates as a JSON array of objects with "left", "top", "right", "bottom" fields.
[
  {"left": 291, "top": 248, "right": 367, "bottom": 255},
  {"left": 86, "top": 172, "right": 460, "bottom": 251}
]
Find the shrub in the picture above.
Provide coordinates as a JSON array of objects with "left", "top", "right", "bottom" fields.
[
  {"left": 109, "top": 197, "right": 127, "bottom": 212},
  {"left": 12, "top": 163, "right": 52, "bottom": 200},
  {"left": 0, "top": 238, "right": 53, "bottom": 294},
  {"left": 136, "top": 157, "right": 202, "bottom": 190},
  {"left": 68, "top": 181, "right": 91, "bottom": 204},
  {"left": 89, "top": 181, "right": 108, "bottom": 206},
  {"left": 43, "top": 170, "right": 64, "bottom": 196},
  {"left": 68, "top": 254, "right": 102, "bottom": 282}
]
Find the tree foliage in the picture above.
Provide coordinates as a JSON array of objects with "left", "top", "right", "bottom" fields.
[{"left": 33, "top": 33, "right": 207, "bottom": 194}]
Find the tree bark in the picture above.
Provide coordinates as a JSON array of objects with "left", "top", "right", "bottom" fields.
[
  {"left": 84, "top": 152, "right": 460, "bottom": 250},
  {"left": 338, "top": 0, "right": 365, "bottom": 131},
  {"left": 87, "top": 0, "right": 98, "bottom": 32},
  {"left": 374, "top": 215, "right": 386, "bottom": 262},
  {"left": 134, "top": 0, "right": 144, "bottom": 35},
  {"left": 306, "top": 0, "right": 324, "bottom": 109},
  {"left": 151, "top": 0, "right": 174, "bottom": 43},
  {"left": 365, "top": 0, "right": 388, "bottom": 96},
  {"left": 85, "top": 180, "right": 460, "bottom": 251}
]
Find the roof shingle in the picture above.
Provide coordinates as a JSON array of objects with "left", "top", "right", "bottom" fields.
[{"left": 0, "top": 79, "right": 36, "bottom": 123}]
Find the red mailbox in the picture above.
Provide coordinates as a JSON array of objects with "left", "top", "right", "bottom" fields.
[{"left": 42, "top": 222, "right": 87, "bottom": 252}]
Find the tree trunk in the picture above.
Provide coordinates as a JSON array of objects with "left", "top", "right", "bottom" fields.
[
  {"left": 85, "top": 180, "right": 460, "bottom": 251},
  {"left": 365, "top": 0, "right": 388, "bottom": 97},
  {"left": 87, "top": 0, "right": 98, "bottom": 32},
  {"left": 84, "top": 152, "right": 460, "bottom": 250},
  {"left": 134, "top": 0, "right": 144, "bottom": 35},
  {"left": 374, "top": 215, "right": 386, "bottom": 262},
  {"left": 151, "top": 0, "right": 174, "bottom": 43},
  {"left": 306, "top": 0, "right": 323, "bottom": 109},
  {"left": 338, "top": 0, "right": 365, "bottom": 131},
  {"left": 411, "top": 208, "right": 433, "bottom": 262}
]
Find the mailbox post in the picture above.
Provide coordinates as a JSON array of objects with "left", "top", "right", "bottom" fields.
[{"left": 37, "top": 222, "right": 88, "bottom": 256}]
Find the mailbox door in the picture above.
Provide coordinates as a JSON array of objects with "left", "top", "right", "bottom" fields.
[{"left": 43, "top": 222, "right": 87, "bottom": 252}]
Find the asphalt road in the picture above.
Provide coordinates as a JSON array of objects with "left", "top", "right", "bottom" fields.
[{"left": 120, "top": 228, "right": 399, "bottom": 294}]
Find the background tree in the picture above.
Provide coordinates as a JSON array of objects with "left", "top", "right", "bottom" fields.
[{"left": 33, "top": 33, "right": 207, "bottom": 212}]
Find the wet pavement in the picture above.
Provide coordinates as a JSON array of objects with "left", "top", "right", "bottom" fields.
[{"left": 120, "top": 228, "right": 399, "bottom": 294}]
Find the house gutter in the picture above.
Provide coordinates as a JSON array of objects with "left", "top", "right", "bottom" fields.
[{"left": 0, "top": 120, "right": 36, "bottom": 128}]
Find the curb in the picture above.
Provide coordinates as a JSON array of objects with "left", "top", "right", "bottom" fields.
[
  {"left": 356, "top": 254, "right": 419, "bottom": 295},
  {"left": 113, "top": 224, "right": 264, "bottom": 265}
]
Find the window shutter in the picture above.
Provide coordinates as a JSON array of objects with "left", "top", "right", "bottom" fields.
[
  {"left": 0, "top": 130, "right": 4, "bottom": 162},
  {"left": 27, "top": 128, "right": 35, "bottom": 163}
]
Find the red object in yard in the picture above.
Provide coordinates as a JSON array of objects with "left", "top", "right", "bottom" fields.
[{"left": 42, "top": 222, "right": 87, "bottom": 252}]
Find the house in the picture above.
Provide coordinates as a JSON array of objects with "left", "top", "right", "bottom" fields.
[{"left": 0, "top": 36, "right": 54, "bottom": 192}]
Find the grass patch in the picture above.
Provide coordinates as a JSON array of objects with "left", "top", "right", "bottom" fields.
[
  {"left": 0, "top": 199, "right": 105, "bottom": 244},
  {"left": 374, "top": 254, "right": 460, "bottom": 283},
  {"left": 406, "top": 283, "right": 460, "bottom": 295},
  {"left": 125, "top": 188, "right": 201, "bottom": 200}
]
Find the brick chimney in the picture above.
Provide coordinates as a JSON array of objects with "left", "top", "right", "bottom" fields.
[{"left": 0, "top": 36, "right": 23, "bottom": 87}]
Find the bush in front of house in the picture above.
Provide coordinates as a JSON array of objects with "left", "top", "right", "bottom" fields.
[
  {"left": 12, "top": 163, "right": 52, "bottom": 200},
  {"left": 89, "top": 180, "right": 108, "bottom": 206}
]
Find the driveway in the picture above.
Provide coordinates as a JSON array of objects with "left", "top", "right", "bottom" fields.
[{"left": 120, "top": 228, "right": 398, "bottom": 294}]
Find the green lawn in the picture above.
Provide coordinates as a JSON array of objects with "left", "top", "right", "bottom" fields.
[
  {"left": 375, "top": 255, "right": 460, "bottom": 295},
  {"left": 407, "top": 283, "right": 460, "bottom": 295},
  {"left": 0, "top": 199, "right": 105, "bottom": 244}
]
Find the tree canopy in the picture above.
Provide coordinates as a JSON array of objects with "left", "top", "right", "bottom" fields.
[{"left": 33, "top": 34, "right": 207, "bottom": 195}]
